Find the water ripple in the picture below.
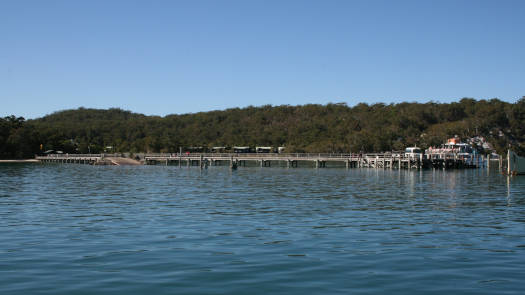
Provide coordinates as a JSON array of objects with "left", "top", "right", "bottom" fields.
[{"left": 1, "top": 164, "right": 525, "bottom": 294}]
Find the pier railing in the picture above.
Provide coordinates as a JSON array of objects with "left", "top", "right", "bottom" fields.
[
  {"left": 39, "top": 154, "right": 103, "bottom": 158},
  {"left": 36, "top": 152, "right": 483, "bottom": 162},
  {"left": 35, "top": 151, "right": 497, "bottom": 169},
  {"left": 142, "top": 152, "right": 407, "bottom": 159}
]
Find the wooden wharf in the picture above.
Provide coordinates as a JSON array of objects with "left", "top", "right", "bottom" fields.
[
  {"left": 142, "top": 152, "right": 483, "bottom": 169},
  {"left": 35, "top": 152, "right": 490, "bottom": 170},
  {"left": 36, "top": 154, "right": 102, "bottom": 165}
]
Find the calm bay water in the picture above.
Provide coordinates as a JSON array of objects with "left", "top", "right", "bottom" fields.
[{"left": 1, "top": 164, "right": 525, "bottom": 294}]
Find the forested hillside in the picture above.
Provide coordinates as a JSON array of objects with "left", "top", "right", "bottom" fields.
[{"left": 1, "top": 98, "right": 525, "bottom": 159}]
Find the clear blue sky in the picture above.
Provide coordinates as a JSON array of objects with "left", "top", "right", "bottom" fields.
[{"left": 1, "top": 0, "right": 524, "bottom": 119}]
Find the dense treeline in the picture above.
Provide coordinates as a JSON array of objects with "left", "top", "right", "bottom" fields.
[
  {"left": 1, "top": 98, "right": 525, "bottom": 159},
  {"left": 0, "top": 116, "right": 41, "bottom": 159}
]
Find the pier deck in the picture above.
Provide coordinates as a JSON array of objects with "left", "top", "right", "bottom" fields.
[
  {"left": 36, "top": 154, "right": 102, "bottom": 164},
  {"left": 36, "top": 152, "right": 487, "bottom": 169},
  {"left": 143, "top": 152, "right": 482, "bottom": 169}
]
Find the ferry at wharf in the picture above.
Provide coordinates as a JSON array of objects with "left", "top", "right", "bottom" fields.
[{"left": 425, "top": 137, "right": 477, "bottom": 162}]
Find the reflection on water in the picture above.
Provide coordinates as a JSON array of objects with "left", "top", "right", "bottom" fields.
[{"left": 0, "top": 164, "right": 525, "bottom": 295}]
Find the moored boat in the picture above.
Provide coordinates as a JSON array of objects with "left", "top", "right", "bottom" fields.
[
  {"left": 424, "top": 137, "right": 480, "bottom": 168},
  {"left": 426, "top": 137, "right": 476, "bottom": 159}
]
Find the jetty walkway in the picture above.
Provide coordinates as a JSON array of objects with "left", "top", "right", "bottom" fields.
[
  {"left": 35, "top": 154, "right": 141, "bottom": 165},
  {"left": 37, "top": 154, "right": 102, "bottom": 165},
  {"left": 36, "top": 152, "right": 494, "bottom": 169}
]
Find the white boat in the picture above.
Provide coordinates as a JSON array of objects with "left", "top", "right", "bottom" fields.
[
  {"left": 507, "top": 150, "right": 525, "bottom": 175},
  {"left": 425, "top": 137, "right": 477, "bottom": 163}
]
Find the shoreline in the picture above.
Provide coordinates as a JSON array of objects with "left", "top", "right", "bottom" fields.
[{"left": 0, "top": 159, "right": 39, "bottom": 163}]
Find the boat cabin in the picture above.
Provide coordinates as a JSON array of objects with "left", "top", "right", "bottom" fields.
[{"left": 447, "top": 143, "right": 473, "bottom": 155}]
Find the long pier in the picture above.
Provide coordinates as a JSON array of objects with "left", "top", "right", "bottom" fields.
[
  {"left": 35, "top": 152, "right": 491, "bottom": 170},
  {"left": 143, "top": 153, "right": 415, "bottom": 169},
  {"left": 142, "top": 152, "right": 485, "bottom": 169}
]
